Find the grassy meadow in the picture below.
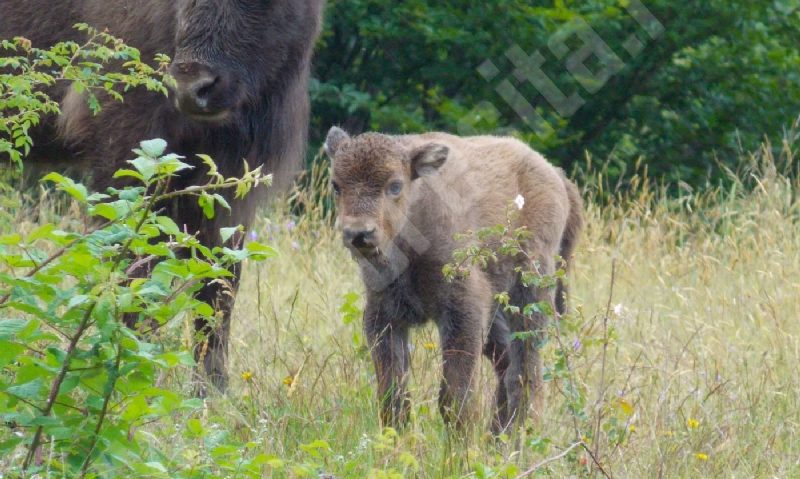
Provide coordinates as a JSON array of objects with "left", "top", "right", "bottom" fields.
[
  {"left": 214, "top": 137, "right": 798, "bottom": 477},
  {"left": 4, "top": 136, "right": 799, "bottom": 478}
]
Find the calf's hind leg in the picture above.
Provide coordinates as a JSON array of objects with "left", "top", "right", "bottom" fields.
[
  {"left": 504, "top": 255, "right": 556, "bottom": 427},
  {"left": 484, "top": 310, "right": 512, "bottom": 434},
  {"left": 437, "top": 288, "right": 489, "bottom": 428}
]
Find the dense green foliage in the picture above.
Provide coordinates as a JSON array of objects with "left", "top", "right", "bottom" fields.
[
  {"left": 0, "top": 29, "right": 282, "bottom": 477},
  {"left": 0, "top": 140, "right": 275, "bottom": 477},
  {"left": 312, "top": 0, "right": 800, "bottom": 184},
  {"left": 0, "top": 25, "right": 169, "bottom": 168}
]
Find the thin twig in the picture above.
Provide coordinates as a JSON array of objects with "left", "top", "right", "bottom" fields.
[
  {"left": 515, "top": 441, "right": 584, "bottom": 478},
  {"left": 0, "top": 219, "right": 112, "bottom": 306},
  {"left": 593, "top": 260, "right": 617, "bottom": 466},
  {"left": 582, "top": 442, "right": 613, "bottom": 479},
  {"left": 79, "top": 335, "right": 123, "bottom": 477},
  {"left": 23, "top": 301, "right": 96, "bottom": 470}
]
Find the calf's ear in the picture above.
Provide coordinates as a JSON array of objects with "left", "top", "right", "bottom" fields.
[
  {"left": 410, "top": 143, "right": 449, "bottom": 179},
  {"left": 324, "top": 126, "right": 350, "bottom": 158}
]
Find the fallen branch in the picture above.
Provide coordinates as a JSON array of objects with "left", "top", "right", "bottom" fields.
[{"left": 515, "top": 441, "right": 584, "bottom": 478}]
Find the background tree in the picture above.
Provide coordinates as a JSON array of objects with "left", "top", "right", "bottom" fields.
[{"left": 311, "top": 0, "right": 800, "bottom": 186}]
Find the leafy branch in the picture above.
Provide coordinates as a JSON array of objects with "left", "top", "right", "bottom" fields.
[
  {"left": 1, "top": 139, "right": 275, "bottom": 476},
  {"left": 0, "top": 24, "right": 170, "bottom": 167}
]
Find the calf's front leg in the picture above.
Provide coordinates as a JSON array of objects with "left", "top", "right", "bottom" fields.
[
  {"left": 365, "top": 308, "right": 412, "bottom": 428},
  {"left": 437, "top": 294, "right": 487, "bottom": 429}
]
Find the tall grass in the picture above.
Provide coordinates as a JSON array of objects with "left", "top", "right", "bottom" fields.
[{"left": 4, "top": 129, "right": 799, "bottom": 477}]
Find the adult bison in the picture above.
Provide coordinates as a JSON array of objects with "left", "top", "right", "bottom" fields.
[{"left": 0, "top": 0, "right": 325, "bottom": 391}]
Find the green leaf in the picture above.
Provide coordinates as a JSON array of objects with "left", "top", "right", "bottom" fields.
[
  {"left": 0, "top": 341, "right": 26, "bottom": 367},
  {"left": 67, "top": 295, "right": 90, "bottom": 309},
  {"left": 41, "top": 173, "right": 88, "bottom": 202},
  {"left": 121, "top": 395, "right": 150, "bottom": 422},
  {"left": 213, "top": 194, "right": 231, "bottom": 212},
  {"left": 26, "top": 224, "right": 56, "bottom": 243},
  {"left": 0, "top": 233, "right": 22, "bottom": 246},
  {"left": 143, "top": 462, "right": 168, "bottom": 473},
  {"left": 113, "top": 168, "right": 146, "bottom": 182},
  {"left": 245, "top": 241, "right": 278, "bottom": 259},
  {"left": 139, "top": 138, "right": 167, "bottom": 158},
  {"left": 5, "top": 378, "right": 44, "bottom": 401},
  {"left": 156, "top": 216, "right": 181, "bottom": 236},
  {"left": 220, "top": 226, "right": 242, "bottom": 244},
  {"left": 186, "top": 418, "right": 205, "bottom": 438},
  {"left": 198, "top": 192, "right": 216, "bottom": 219},
  {"left": 91, "top": 203, "right": 120, "bottom": 220},
  {"left": 299, "top": 439, "right": 331, "bottom": 458},
  {"left": 130, "top": 156, "right": 157, "bottom": 182},
  {"left": 0, "top": 319, "right": 28, "bottom": 339}
]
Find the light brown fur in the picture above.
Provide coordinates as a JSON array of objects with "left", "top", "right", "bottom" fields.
[{"left": 325, "top": 128, "right": 583, "bottom": 432}]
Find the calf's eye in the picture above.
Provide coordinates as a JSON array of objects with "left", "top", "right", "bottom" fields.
[
  {"left": 387, "top": 181, "right": 403, "bottom": 196},
  {"left": 332, "top": 181, "right": 341, "bottom": 196}
]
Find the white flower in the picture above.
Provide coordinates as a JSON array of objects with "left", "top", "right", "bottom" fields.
[
  {"left": 613, "top": 303, "right": 623, "bottom": 316},
  {"left": 514, "top": 194, "right": 525, "bottom": 210}
]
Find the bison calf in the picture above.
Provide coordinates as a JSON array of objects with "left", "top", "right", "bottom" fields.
[{"left": 324, "top": 127, "right": 583, "bottom": 432}]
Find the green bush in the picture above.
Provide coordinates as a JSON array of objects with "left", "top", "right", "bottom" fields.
[
  {"left": 0, "top": 26, "right": 282, "bottom": 478},
  {"left": 0, "top": 139, "right": 279, "bottom": 476},
  {"left": 0, "top": 24, "right": 169, "bottom": 168}
]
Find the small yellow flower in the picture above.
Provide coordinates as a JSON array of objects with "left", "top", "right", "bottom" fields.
[
  {"left": 628, "top": 424, "right": 636, "bottom": 433},
  {"left": 423, "top": 342, "right": 437, "bottom": 351},
  {"left": 694, "top": 452, "right": 709, "bottom": 461},
  {"left": 283, "top": 375, "right": 295, "bottom": 387},
  {"left": 687, "top": 418, "right": 700, "bottom": 429},
  {"left": 241, "top": 371, "right": 253, "bottom": 382}
]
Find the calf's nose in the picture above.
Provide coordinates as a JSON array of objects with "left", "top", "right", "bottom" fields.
[{"left": 343, "top": 226, "right": 378, "bottom": 249}]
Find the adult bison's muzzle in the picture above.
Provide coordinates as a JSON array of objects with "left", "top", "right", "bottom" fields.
[
  {"left": 2, "top": 0, "right": 325, "bottom": 394},
  {"left": 169, "top": 60, "right": 241, "bottom": 121}
]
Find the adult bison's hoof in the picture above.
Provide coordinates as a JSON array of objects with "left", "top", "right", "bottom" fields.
[{"left": 192, "top": 364, "right": 229, "bottom": 398}]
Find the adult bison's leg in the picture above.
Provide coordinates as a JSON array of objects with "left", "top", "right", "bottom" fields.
[
  {"left": 193, "top": 262, "right": 240, "bottom": 393},
  {"left": 174, "top": 189, "right": 259, "bottom": 394}
]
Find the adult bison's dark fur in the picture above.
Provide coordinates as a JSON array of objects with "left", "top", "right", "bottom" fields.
[
  {"left": 325, "top": 127, "right": 583, "bottom": 432},
  {"left": 1, "top": 0, "right": 324, "bottom": 391}
]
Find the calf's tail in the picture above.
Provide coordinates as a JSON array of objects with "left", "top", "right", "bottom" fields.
[{"left": 555, "top": 172, "right": 584, "bottom": 316}]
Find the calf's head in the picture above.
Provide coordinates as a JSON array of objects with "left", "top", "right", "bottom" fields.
[
  {"left": 325, "top": 127, "right": 449, "bottom": 259},
  {"left": 169, "top": 0, "right": 319, "bottom": 122}
]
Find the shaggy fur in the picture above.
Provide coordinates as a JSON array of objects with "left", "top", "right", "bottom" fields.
[
  {"left": 325, "top": 127, "right": 583, "bottom": 431},
  {"left": 1, "top": 0, "right": 324, "bottom": 391}
]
